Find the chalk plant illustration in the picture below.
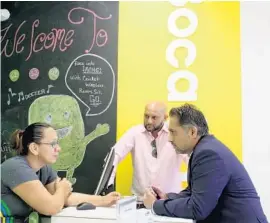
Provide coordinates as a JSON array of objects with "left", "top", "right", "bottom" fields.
[{"left": 28, "top": 95, "right": 110, "bottom": 184}]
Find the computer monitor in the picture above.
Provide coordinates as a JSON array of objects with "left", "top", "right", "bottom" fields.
[{"left": 94, "top": 147, "right": 115, "bottom": 195}]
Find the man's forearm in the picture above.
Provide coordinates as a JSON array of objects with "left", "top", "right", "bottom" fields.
[{"left": 167, "top": 187, "right": 191, "bottom": 199}]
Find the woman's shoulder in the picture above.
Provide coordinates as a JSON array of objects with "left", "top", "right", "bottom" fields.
[
  {"left": 1, "top": 156, "right": 39, "bottom": 189},
  {"left": 1, "top": 156, "right": 30, "bottom": 171}
]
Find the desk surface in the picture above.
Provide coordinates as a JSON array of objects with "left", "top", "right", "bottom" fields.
[
  {"left": 51, "top": 206, "right": 194, "bottom": 223},
  {"left": 54, "top": 206, "right": 116, "bottom": 219}
]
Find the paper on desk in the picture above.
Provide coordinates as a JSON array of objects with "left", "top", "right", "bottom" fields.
[
  {"left": 137, "top": 209, "right": 194, "bottom": 223},
  {"left": 54, "top": 207, "right": 117, "bottom": 219},
  {"left": 152, "top": 215, "right": 194, "bottom": 223},
  {"left": 54, "top": 207, "right": 194, "bottom": 223}
]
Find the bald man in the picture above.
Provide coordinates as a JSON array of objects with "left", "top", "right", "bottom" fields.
[{"left": 108, "top": 102, "right": 188, "bottom": 198}]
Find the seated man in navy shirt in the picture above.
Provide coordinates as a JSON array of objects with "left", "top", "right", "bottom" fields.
[{"left": 143, "top": 104, "right": 268, "bottom": 223}]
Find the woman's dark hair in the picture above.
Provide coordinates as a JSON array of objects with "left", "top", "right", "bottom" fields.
[{"left": 10, "top": 122, "right": 52, "bottom": 155}]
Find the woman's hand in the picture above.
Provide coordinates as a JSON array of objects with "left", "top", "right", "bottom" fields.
[{"left": 102, "top": 192, "right": 121, "bottom": 207}]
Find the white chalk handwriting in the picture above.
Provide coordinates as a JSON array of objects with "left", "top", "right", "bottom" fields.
[{"left": 7, "top": 84, "right": 54, "bottom": 105}]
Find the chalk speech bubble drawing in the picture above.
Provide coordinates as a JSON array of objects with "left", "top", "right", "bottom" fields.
[{"left": 65, "top": 54, "right": 115, "bottom": 116}]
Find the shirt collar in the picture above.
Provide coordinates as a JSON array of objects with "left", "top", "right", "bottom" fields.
[{"left": 140, "top": 121, "right": 169, "bottom": 133}]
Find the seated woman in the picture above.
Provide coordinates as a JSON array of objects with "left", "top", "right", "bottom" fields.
[{"left": 1, "top": 122, "right": 121, "bottom": 220}]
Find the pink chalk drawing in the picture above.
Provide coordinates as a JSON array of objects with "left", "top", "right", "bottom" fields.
[{"left": 29, "top": 68, "right": 40, "bottom": 80}]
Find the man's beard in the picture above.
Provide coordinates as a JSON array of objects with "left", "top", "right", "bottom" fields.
[{"left": 145, "top": 122, "right": 164, "bottom": 132}]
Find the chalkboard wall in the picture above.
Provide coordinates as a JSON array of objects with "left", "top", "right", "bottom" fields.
[{"left": 1, "top": 1, "right": 119, "bottom": 194}]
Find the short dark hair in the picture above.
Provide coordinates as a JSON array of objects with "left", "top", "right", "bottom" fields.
[
  {"left": 11, "top": 122, "right": 53, "bottom": 155},
  {"left": 169, "top": 104, "right": 209, "bottom": 136}
]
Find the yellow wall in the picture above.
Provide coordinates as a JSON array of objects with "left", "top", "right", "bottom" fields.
[{"left": 117, "top": 2, "right": 241, "bottom": 195}]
